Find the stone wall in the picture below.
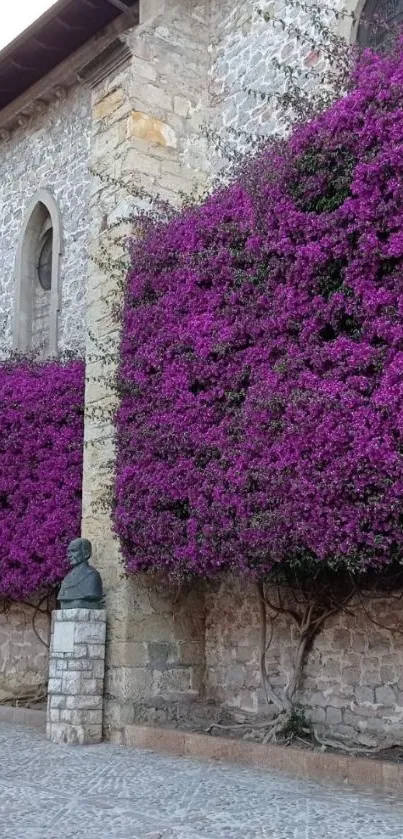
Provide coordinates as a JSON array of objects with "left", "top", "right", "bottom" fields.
[
  {"left": 82, "top": 0, "right": 386, "bottom": 746},
  {"left": 0, "top": 83, "right": 91, "bottom": 706},
  {"left": 205, "top": 577, "right": 403, "bottom": 745},
  {"left": 0, "top": 84, "right": 91, "bottom": 356},
  {"left": 0, "top": 602, "right": 50, "bottom": 701},
  {"left": 203, "top": 0, "right": 401, "bottom": 745},
  {"left": 82, "top": 0, "right": 211, "bottom": 740},
  {"left": 210, "top": 0, "right": 354, "bottom": 153}
]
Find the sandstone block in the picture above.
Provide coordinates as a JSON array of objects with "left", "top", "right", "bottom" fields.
[
  {"left": 87, "top": 644, "right": 106, "bottom": 659},
  {"left": 103, "top": 697, "right": 136, "bottom": 729},
  {"left": 158, "top": 667, "right": 192, "bottom": 695},
  {"left": 173, "top": 95, "right": 190, "bottom": 117},
  {"left": 107, "top": 666, "right": 153, "bottom": 701},
  {"left": 109, "top": 641, "right": 149, "bottom": 668},
  {"left": 191, "top": 665, "right": 204, "bottom": 693},
  {"left": 177, "top": 641, "right": 205, "bottom": 666},
  {"left": 148, "top": 641, "right": 178, "bottom": 667},
  {"left": 368, "top": 632, "right": 390, "bottom": 653},
  {"left": 93, "top": 121, "right": 126, "bottom": 159},
  {"left": 127, "top": 111, "right": 177, "bottom": 148},
  {"left": 66, "top": 694, "right": 103, "bottom": 710},
  {"left": 133, "top": 83, "right": 172, "bottom": 113},
  {"left": 93, "top": 88, "right": 125, "bottom": 121},
  {"left": 343, "top": 710, "right": 360, "bottom": 728},
  {"left": 122, "top": 148, "right": 161, "bottom": 177}
]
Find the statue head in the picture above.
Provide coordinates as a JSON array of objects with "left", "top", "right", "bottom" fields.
[{"left": 67, "top": 538, "right": 92, "bottom": 567}]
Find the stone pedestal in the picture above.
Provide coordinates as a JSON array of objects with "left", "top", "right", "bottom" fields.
[{"left": 46, "top": 608, "right": 106, "bottom": 745}]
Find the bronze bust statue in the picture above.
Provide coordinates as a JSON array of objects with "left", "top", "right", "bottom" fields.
[{"left": 59, "top": 538, "right": 103, "bottom": 610}]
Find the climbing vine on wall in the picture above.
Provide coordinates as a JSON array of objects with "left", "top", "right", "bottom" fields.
[
  {"left": 0, "top": 358, "right": 85, "bottom": 600},
  {"left": 115, "top": 43, "right": 403, "bottom": 587}
]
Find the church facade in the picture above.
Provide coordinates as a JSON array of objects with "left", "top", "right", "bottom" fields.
[{"left": 1, "top": 0, "right": 402, "bottom": 744}]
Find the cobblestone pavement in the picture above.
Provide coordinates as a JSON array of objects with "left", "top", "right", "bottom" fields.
[{"left": 1, "top": 724, "right": 403, "bottom": 839}]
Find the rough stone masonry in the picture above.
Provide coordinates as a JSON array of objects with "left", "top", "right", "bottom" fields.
[
  {"left": 0, "top": 0, "right": 399, "bottom": 747},
  {"left": 47, "top": 609, "right": 106, "bottom": 745},
  {"left": 81, "top": 0, "right": 403, "bottom": 747}
]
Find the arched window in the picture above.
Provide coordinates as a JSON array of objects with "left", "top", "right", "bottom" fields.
[
  {"left": 357, "top": 0, "right": 403, "bottom": 48},
  {"left": 14, "top": 190, "right": 62, "bottom": 357}
]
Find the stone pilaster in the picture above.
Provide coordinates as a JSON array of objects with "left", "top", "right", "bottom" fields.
[
  {"left": 82, "top": 2, "right": 210, "bottom": 740},
  {"left": 46, "top": 609, "right": 106, "bottom": 745}
]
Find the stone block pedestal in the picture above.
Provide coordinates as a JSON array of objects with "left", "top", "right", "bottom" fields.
[{"left": 46, "top": 608, "right": 106, "bottom": 745}]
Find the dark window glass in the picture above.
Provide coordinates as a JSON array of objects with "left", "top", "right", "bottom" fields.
[
  {"left": 37, "top": 229, "right": 53, "bottom": 291},
  {"left": 357, "top": 0, "right": 403, "bottom": 48}
]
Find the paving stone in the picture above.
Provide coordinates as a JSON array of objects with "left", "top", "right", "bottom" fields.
[{"left": 0, "top": 723, "right": 402, "bottom": 839}]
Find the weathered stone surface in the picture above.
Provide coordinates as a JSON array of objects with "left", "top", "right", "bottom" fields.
[
  {"left": 49, "top": 695, "right": 66, "bottom": 709},
  {"left": 48, "top": 678, "right": 63, "bottom": 694},
  {"left": 0, "top": 602, "right": 50, "bottom": 701},
  {"left": 326, "top": 707, "right": 342, "bottom": 725},
  {"left": 82, "top": 9, "right": 210, "bottom": 735},
  {"left": 65, "top": 695, "right": 103, "bottom": 711},
  {"left": 61, "top": 708, "right": 103, "bottom": 726},
  {"left": 93, "top": 88, "right": 125, "bottom": 121},
  {"left": 0, "top": 0, "right": 384, "bottom": 750},
  {"left": 0, "top": 0, "right": 377, "bottom": 749},
  {"left": 356, "top": 686, "right": 375, "bottom": 705},
  {"left": 127, "top": 111, "right": 177, "bottom": 147},
  {"left": 47, "top": 722, "right": 102, "bottom": 745},
  {"left": 0, "top": 86, "right": 90, "bottom": 358},
  {"left": 74, "top": 622, "right": 106, "bottom": 645},
  {"left": 205, "top": 577, "right": 403, "bottom": 741},
  {"left": 47, "top": 610, "right": 106, "bottom": 745},
  {"left": 375, "top": 685, "right": 397, "bottom": 706}
]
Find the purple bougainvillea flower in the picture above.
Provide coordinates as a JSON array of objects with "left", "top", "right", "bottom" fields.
[
  {"left": 114, "top": 44, "right": 403, "bottom": 579},
  {"left": 0, "top": 359, "right": 84, "bottom": 598}
]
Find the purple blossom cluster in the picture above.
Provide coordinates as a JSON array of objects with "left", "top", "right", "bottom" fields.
[
  {"left": 0, "top": 359, "right": 85, "bottom": 599},
  {"left": 115, "top": 46, "right": 403, "bottom": 579}
]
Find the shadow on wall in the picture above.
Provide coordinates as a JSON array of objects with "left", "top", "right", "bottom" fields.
[
  {"left": 0, "top": 600, "right": 51, "bottom": 704},
  {"left": 204, "top": 576, "right": 403, "bottom": 745}
]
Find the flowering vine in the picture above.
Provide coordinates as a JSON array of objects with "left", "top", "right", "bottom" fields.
[
  {"left": 0, "top": 359, "right": 85, "bottom": 599},
  {"left": 115, "top": 44, "right": 403, "bottom": 584}
]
